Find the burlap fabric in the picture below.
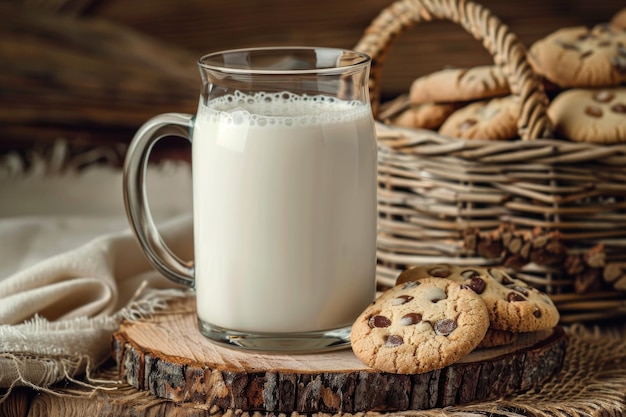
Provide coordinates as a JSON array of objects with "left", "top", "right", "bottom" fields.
[
  {"left": 427, "top": 324, "right": 626, "bottom": 417},
  {"left": 0, "top": 143, "right": 192, "bottom": 396}
]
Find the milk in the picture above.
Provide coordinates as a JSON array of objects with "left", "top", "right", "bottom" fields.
[{"left": 192, "top": 91, "right": 377, "bottom": 333}]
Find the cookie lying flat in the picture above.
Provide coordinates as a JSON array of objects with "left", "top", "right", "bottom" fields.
[
  {"left": 409, "top": 66, "right": 510, "bottom": 104},
  {"left": 548, "top": 87, "right": 626, "bottom": 143},
  {"left": 351, "top": 278, "right": 489, "bottom": 374},
  {"left": 438, "top": 95, "right": 520, "bottom": 140},
  {"left": 528, "top": 24, "right": 626, "bottom": 88},
  {"left": 396, "top": 264, "right": 559, "bottom": 333}
]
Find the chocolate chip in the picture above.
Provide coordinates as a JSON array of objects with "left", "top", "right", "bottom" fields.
[
  {"left": 611, "top": 55, "right": 626, "bottom": 73},
  {"left": 434, "top": 319, "right": 457, "bottom": 336},
  {"left": 392, "top": 295, "right": 414, "bottom": 306},
  {"left": 429, "top": 267, "right": 452, "bottom": 278},
  {"left": 611, "top": 103, "right": 626, "bottom": 114},
  {"left": 400, "top": 312, "right": 422, "bottom": 326},
  {"left": 507, "top": 292, "right": 526, "bottom": 302},
  {"left": 559, "top": 41, "right": 579, "bottom": 51},
  {"left": 489, "top": 268, "right": 513, "bottom": 284},
  {"left": 384, "top": 334, "right": 404, "bottom": 347},
  {"left": 502, "top": 274, "right": 516, "bottom": 285},
  {"left": 468, "top": 277, "right": 488, "bottom": 294},
  {"left": 461, "top": 269, "right": 480, "bottom": 279},
  {"left": 467, "top": 277, "right": 487, "bottom": 294},
  {"left": 428, "top": 288, "right": 447, "bottom": 303},
  {"left": 510, "top": 285, "right": 529, "bottom": 296},
  {"left": 594, "top": 23, "right": 611, "bottom": 33},
  {"left": 585, "top": 105, "right": 603, "bottom": 118},
  {"left": 580, "top": 50, "right": 593, "bottom": 59},
  {"left": 593, "top": 90, "right": 615, "bottom": 103},
  {"left": 368, "top": 315, "right": 392, "bottom": 328},
  {"left": 402, "top": 281, "right": 420, "bottom": 289},
  {"left": 598, "top": 40, "right": 612, "bottom": 47},
  {"left": 533, "top": 308, "right": 542, "bottom": 318}
]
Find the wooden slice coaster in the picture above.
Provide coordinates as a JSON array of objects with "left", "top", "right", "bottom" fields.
[{"left": 112, "top": 298, "right": 567, "bottom": 413}]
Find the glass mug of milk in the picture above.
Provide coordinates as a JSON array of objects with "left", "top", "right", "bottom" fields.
[{"left": 123, "top": 47, "right": 377, "bottom": 352}]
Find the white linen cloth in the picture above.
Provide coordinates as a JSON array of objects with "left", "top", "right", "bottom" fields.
[{"left": 0, "top": 149, "right": 194, "bottom": 392}]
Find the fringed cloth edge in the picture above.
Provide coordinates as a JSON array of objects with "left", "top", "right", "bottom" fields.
[
  {"left": 0, "top": 140, "right": 127, "bottom": 180},
  {"left": 0, "top": 288, "right": 189, "bottom": 400}
]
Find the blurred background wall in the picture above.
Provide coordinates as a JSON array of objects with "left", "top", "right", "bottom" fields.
[{"left": 1, "top": 0, "right": 624, "bottom": 162}]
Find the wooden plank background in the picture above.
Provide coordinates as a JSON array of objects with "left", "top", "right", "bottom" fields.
[
  {"left": 86, "top": 0, "right": 625, "bottom": 98},
  {"left": 0, "top": 0, "right": 626, "bottom": 151},
  {"left": 1, "top": 0, "right": 623, "bottom": 154}
]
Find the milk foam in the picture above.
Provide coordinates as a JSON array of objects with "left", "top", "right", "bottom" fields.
[
  {"left": 192, "top": 92, "right": 377, "bottom": 333},
  {"left": 202, "top": 91, "right": 369, "bottom": 127}
]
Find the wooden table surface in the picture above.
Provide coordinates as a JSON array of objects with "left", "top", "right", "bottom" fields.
[{"left": 2, "top": 323, "right": 626, "bottom": 417}]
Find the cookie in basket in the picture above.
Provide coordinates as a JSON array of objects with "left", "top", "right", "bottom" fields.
[
  {"left": 396, "top": 264, "right": 560, "bottom": 333},
  {"left": 379, "top": 94, "right": 460, "bottom": 130},
  {"left": 351, "top": 278, "right": 489, "bottom": 374},
  {"left": 389, "top": 103, "right": 461, "bottom": 130},
  {"left": 438, "top": 95, "right": 520, "bottom": 140},
  {"left": 611, "top": 8, "right": 626, "bottom": 29},
  {"left": 528, "top": 24, "right": 626, "bottom": 88},
  {"left": 548, "top": 87, "right": 626, "bottom": 143},
  {"left": 409, "top": 65, "right": 510, "bottom": 104}
]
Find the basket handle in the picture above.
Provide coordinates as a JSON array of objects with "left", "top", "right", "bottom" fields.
[{"left": 355, "top": 0, "right": 552, "bottom": 140}]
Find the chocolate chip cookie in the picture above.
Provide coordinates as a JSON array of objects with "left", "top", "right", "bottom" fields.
[
  {"left": 438, "top": 95, "right": 520, "bottom": 140},
  {"left": 350, "top": 278, "right": 489, "bottom": 374},
  {"left": 396, "top": 264, "right": 560, "bottom": 333},
  {"left": 409, "top": 65, "right": 510, "bottom": 104},
  {"left": 528, "top": 24, "right": 626, "bottom": 88},
  {"left": 611, "top": 8, "right": 626, "bottom": 29},
  {"left": 548, "top": 87, "right": 626, "bottom": 143},
  {"left": 388, "top": 102, "right": 460, "bottom": 130}
]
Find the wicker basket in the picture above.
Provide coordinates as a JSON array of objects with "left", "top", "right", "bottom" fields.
[{"left": 355, "top": 0, "right": 626, "bottom": 323}]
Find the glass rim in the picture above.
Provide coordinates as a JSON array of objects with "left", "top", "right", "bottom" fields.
[{"left": 197, "top": 46, "right": 371, "bottom": 75}]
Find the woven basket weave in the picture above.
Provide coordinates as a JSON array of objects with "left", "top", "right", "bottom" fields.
[{"left": 355, "top": 0, "right": 626, "bottom": 322}]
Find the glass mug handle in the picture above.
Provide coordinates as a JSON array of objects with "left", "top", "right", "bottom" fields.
[{"left": 123, "top": 113, "right": 195, "bottom": 288}]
